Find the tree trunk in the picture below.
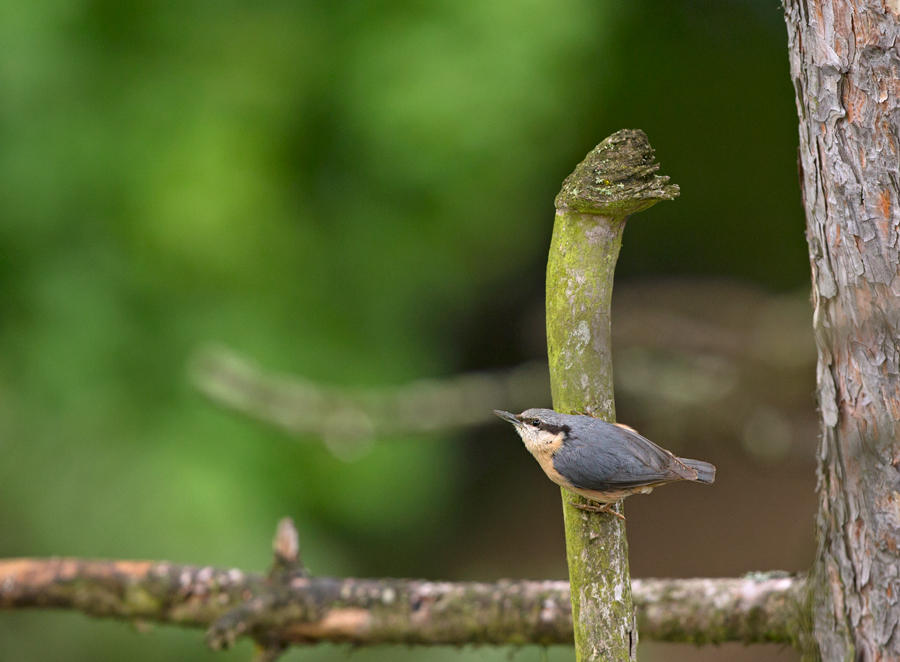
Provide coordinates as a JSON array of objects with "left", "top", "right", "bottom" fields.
[
  {"left": 546, "top": 130, "right": 677, "bottom": 661},
  {"left": 783, "top": 2, "right": 900, "bottom": 659}
]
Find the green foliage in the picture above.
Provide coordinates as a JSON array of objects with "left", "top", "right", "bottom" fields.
[
  {"left": 0, "top": 1, "right": 804, "bottom": 659},
  {"left": 0, "top": 1, "right": 615, "bottom": 658}
]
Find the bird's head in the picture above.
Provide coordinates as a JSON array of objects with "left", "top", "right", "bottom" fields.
[{"left": 494, "top": 408, "right": 571, "bottom": 455}]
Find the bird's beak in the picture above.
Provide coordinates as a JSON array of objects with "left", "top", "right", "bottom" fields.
[{"left": 493, "top": 410, "right": 521, "bottom": 426}]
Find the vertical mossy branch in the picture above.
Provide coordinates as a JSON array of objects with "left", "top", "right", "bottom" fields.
[{"left": 547, "top": 130, "right": 678, "bottom": 662}]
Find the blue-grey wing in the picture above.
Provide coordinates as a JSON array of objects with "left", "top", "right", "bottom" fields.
[{"left": 552, "top": 420, "right": 694, "bottom": 491}]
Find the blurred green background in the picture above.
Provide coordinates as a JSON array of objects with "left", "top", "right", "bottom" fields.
[{"left": 0, "top": 1, "right": 808, "bottom": 661}]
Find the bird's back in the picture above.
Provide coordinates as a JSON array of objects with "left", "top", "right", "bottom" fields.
[{"left": 552, "top": 415, "right": 700, "bottom": 492}]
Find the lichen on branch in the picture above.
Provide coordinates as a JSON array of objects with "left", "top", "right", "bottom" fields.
[
  {"left": 547, "top": 130, "right": 679, "bottom": 661},
  {"left": 555, "top": 129, "right": 679, "bottom": 218},
  {"left": 0, "top": 556, "right": 803, "bottom": 648}
]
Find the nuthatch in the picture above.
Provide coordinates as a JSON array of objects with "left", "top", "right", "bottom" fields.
[{"left": 494, "top": 408, "right": 715, "bottom": 520}]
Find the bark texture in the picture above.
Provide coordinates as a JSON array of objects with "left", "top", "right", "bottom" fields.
[
  {"left": 546, "top": 130, "right": 678, "bottom": 661},
  {"left": 634, "top": 573, "right": 804, "bottom": 646},
  {"left": 0, "top": 557, "right": 803, "bottom": 646},
  {"left": 783, "top": 2, "right": 900, "bottom": 660}
]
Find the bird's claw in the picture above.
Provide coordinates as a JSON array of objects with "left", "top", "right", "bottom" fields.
[{"left": 567, "top": 500, "right": 626, "bottom": 522}]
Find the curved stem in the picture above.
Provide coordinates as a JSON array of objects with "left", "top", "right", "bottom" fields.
[{"left": 546, "top": 130, "right": 678, "bottom": 661}]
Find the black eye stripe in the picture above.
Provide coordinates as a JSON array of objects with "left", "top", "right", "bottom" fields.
[{"left": 523, "top": 418, "right": 571, "bottom": 436}]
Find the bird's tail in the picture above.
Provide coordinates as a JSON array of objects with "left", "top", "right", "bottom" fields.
[{"left": 680, "top": 458, "right": 716, "bottom": 484}]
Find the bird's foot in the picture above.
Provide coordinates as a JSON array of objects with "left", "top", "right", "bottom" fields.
[{"left": 567, "top": 500, "right": 626, "bottom": 522}]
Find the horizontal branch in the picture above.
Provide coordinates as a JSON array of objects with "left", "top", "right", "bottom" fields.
[
  {"left": 0, "top": 557, "right": 803, "bottom": 648},
  {"left": 634, "top": 572, "right": 802, "bottom": 645}
]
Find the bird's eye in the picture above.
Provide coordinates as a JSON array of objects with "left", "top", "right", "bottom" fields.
[{"left": 530, "top": 419, "right": 541, "bottom": 428}]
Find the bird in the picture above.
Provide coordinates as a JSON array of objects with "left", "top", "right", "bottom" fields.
[{"left": 494, "top": 408, "right": 715, "bottom": 520}]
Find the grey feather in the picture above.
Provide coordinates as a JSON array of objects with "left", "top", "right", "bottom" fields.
[
  {"left": 678, "top": 458, "right": 716, "bottom": 484},
  {"left": 518, "top": 409, "right": 707, "bottom": 492}
]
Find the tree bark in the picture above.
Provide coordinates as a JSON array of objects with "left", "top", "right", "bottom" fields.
[
  {"left": 783, "top": 2, "right": 900, "bottom": 659},
  {"left": 546, "top": 130, "right": 678, "bottom": 661}
]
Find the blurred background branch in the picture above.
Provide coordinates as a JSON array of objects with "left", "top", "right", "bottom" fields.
[
  {"left": 191, "top": 348, "right": 549, "bottom": 458},
  {"left": 193, "top": 280, "right": 815, "bottom": 463}
]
